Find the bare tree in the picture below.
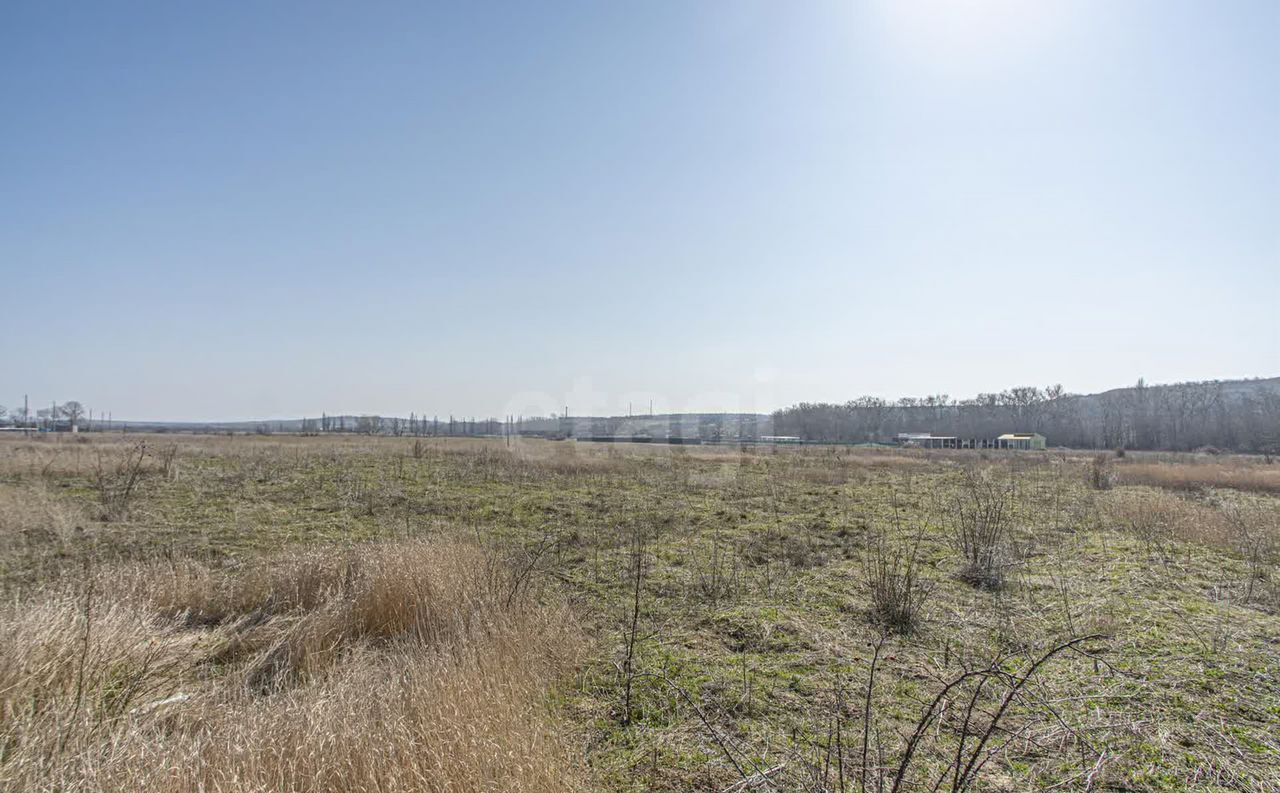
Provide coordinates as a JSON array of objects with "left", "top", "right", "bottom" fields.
[
  {"left": 60, "top": 401, "right": 86, "bottom": 430},
  {"left": 356, "top": 415, "right": 383, "bottom": 435}
]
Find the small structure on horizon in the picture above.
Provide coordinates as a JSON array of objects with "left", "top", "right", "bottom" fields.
[
  {"left": 896, "top": 432, "right": 1046, "bottom": 450},
  {"left": 996, "top": 432, "right": 1046, "bottom": 450},
  {"left": 896, "top": 432, "right": 954, "bottom": 449}
]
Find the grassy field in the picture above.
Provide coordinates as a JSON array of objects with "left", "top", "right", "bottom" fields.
[{"left": 1, "top": 434, "right": 1278, "bottom": 792}]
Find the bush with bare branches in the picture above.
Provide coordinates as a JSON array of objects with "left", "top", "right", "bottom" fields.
[
  {"left": 949, "top": 468, "right": 1015, "bottom": 589},
  {"left": 861, "top": 529, "right": 933, "bottom": 635},
  {"left": 93, "top": 441, "right": 150, "bottom": 522},
  {"left": 1087, "top": 453, "right": 1115, "bottom": 490}
]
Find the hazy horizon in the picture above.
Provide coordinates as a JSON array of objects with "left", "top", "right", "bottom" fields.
[
  {"left": 4, "top": 372, "right": 1276, "bottom": 426},
  {"left": 4, "top": 1, "right": 1277, "bottom": 422}
]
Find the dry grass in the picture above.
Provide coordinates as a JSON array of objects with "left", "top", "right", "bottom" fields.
[
  {"left": 1102, "top": 488, "right": 1241, "bottom": 549},
  {"left": 0, "top": 481, "right": 84, "bottom": 553},
  {"left": 1102, "top": 488, "right": 1280, "bottom": 606},
  {"left": 0, "top": 538, "right": 585, "bottom": 793},
  {"left": 4, "top": 433, "right": 1280, "bottom": 789},
  {"left": 1115, "top": 460, "right": 1280, "bottom": 494}
]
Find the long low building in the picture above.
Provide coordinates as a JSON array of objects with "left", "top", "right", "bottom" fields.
[{"left": 896, "top": 432, "right": 1046, "bottom": 450}]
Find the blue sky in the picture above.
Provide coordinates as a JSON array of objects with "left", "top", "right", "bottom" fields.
[{"left": 2, "top": 1, "right": 1276, "bottom": 421}]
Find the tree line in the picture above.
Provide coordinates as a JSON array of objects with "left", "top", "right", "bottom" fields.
[
  {"left": 771, "top": 378, "right": 1280, "bottom": 453},
  {"left": 0, "top": 400, "right": 94, "bottom": 431},
  {"left": 304, "top": 414, "right": 511, "bottom": 436}
]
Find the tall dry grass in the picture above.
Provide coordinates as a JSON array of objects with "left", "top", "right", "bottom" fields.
[
  {"left": 1101, "top": 488, "right": 1257, "bottom": 550},
  {"left": 1114, "top": 461, "right": 1280, "bottom": 495},
  {"left": 1102, "top": 489, "right": 1280, "bottom": 604},
  {"left": 0, "top": 538, "right": 586, "bottom": 793},
  {"left": 0, "top": 482, "right": 84, "bottom": 554}
]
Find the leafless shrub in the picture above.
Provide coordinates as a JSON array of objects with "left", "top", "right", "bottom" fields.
[
  {"left": 93, "top": 441, "right": 150, "bottom": 522},
  {"left": 787, "top": 635, "right": 1112, "bottom": 792},
  {"left": 1086, "top": 453, "right": 1115, "bottom": 490},
  {"left": 1112, "top": 493, "right": 1176, "bottom": 561},
  {"left": 1221, "top": 502, "right": 1280, "bottom": 606},
  {"left": 949, "top": 468, "right": 1015, "bottom": 589},
  {"left": 156, "top": 443, "right": 179, "bottom": 480},
  {"left": 495, "top": 528, "right": 564, "bottom": 611},
  {"left": 861, "top": 529, "right": 932, "bottom": 635},
  {"left": 880, "top": 634, "right": 1110, "bottom": 792},
  {"left": 690, "top": 527, "right": 740, "bottom": 605}
]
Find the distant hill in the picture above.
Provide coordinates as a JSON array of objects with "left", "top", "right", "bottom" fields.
[{"left": 1073, "top": 377, "right": 1280, "bottom": 414}]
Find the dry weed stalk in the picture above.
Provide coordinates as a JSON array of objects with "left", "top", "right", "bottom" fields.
[
  {"left": 796, "top": 633, "right": 1112, "bottom": 792},
  {"left": 617, "top": 526, "right": 648, "bottom": 727}
]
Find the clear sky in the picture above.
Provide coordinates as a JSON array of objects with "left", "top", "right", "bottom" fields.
[{"left": 2, "top": 1, "right": 1277, "bottom": 422}]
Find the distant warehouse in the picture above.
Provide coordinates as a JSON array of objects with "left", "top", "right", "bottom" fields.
[
  {"left": 996, "top": 433, "right": 1046, "bottom": 450},
  {"left": 896, "top": 432, "right": 1046, "bottom": 450}
]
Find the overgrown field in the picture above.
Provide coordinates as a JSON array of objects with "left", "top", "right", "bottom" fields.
[{"left": 1, "top": 435, "right": 1278, "bottom": 792}]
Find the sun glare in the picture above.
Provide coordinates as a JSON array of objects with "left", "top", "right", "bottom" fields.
[{"left": 875, "top": 0, "right": 1076, "bottom": 72}]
